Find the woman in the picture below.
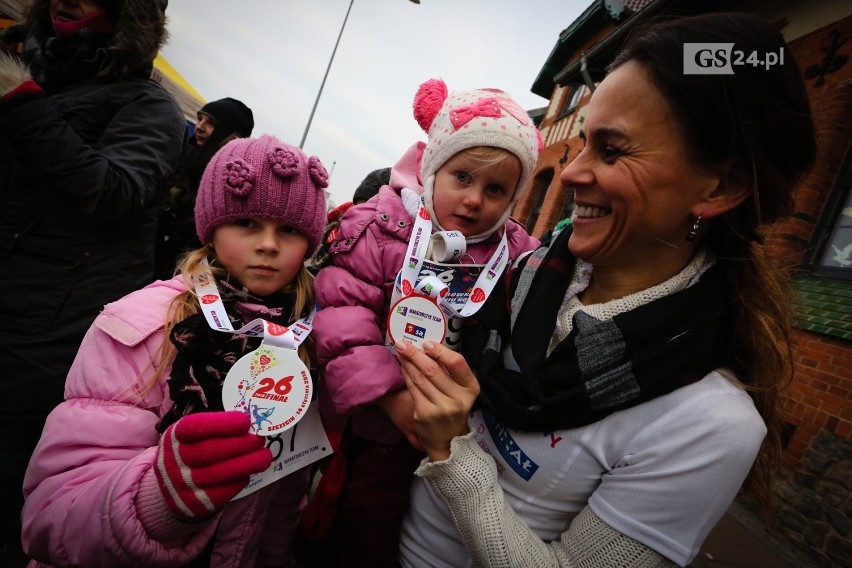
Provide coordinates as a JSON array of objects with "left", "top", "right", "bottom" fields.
[
  {"left": 395, "top": 12, "right": 816, "bottom": 568},
  {"left": 0, "top": 0, "right": 185, "bottom": 554}
]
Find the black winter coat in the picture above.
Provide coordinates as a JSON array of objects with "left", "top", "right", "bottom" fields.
[{"left": 0, "top": 75, "right": 185, "bottom": 427}]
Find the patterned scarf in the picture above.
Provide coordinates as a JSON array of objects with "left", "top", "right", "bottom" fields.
[
  {"left": 466, "top": 226, "right": 732, "bottom": 432},
  {"left": 157, "top": 274, "right": 301, "bottom": 432},
  {"left": 21, "top": 18, "right": 110, "bottom": 92}
]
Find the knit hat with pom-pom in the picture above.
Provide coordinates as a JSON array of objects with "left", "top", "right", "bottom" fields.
[
  {"left": 413, "top": 78, "right": 542, "bottom": 241},
  {"left": 195, "top": 135, "right": 329, "bottom": 254}
]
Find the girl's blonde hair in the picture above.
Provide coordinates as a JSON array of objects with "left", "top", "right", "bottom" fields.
[
  {"left": 145, "top": 244, "right": 316, "bottom": 393},
  {"left": 457, "top": 146, "right": 521, "bottom": 177}
]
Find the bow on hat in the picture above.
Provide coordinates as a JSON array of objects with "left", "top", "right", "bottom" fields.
[
  {"left": 448, "top": 94, "right": 532, "bottom": 130},
  {"left": 450, "top": 98, "right": 502, "bottom": 129}
]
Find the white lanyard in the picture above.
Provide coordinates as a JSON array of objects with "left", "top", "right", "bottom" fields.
[
  {"left": 398, "top": 198, "right": 509, "bottom": 318},
  {"left": 192, "top": 258, "right": 314, "bottom": 348}
]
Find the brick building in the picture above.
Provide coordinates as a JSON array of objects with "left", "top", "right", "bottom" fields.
[{"left": 520, "top": 0, "right": 851, "bottom": 565}]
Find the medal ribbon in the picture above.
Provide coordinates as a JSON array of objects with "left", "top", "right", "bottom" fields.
[
  {"left": 397, "top": 198, "right": 509, "bottom": 319},
  {"left": 192, "top": 258, "right": 314, "bottom": 349}
]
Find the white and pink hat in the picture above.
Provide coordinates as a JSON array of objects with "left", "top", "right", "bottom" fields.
[{"left": 413, "top": 78, "right": 543, "bottom": 240}]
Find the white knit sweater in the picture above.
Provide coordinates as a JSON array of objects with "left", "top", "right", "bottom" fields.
[
  {"left": 399, "top": 251, "right": 753, "bottom": 568},
  {"left": 412, "top": 433, "right": 677, "bottom": 568}
]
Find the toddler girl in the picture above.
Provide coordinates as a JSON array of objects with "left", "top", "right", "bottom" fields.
[{"left": 311, "top": 78, "right": 542, "bottom": 566}]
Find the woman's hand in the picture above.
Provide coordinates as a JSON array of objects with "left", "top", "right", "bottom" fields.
[{"left": 395, "top": 340, "right": 480, "bottom": 462}]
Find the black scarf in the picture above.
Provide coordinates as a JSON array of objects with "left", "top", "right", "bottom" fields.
[
  {"left": 157, "top": 274, "right": 302, "bottom": 432},
  {"left": 467, "top": 226, "right": 732, "bottom": 432},
  {"left": 21, "top": 18, "right": 111, "bottom": 92}
]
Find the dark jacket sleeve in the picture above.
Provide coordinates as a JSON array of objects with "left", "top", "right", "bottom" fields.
[{"left": 0, "top": 81, "right": 185, "bottom": 222}]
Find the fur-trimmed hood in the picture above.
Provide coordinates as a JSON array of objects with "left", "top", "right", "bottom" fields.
[{"left": 1, "top": 0, "right": 168, "bottom": 77}]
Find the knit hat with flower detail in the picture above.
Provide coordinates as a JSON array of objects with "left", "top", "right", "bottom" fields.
[
  {"left": 194, "top": 135, "right": 328, "bottom": 253},
  {"left": 413, "top": 78, "right": 543, "bottom": 241}
]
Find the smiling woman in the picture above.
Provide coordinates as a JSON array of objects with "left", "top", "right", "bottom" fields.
[
  {"left": 395, "top": 12, "right": 816, "bottom": 568},
  {"left": 563, "top": 59, "right": 731, "bottom": 291}
]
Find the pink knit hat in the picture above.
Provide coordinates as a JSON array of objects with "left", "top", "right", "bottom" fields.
[{"left": 195, "top": 135, "right": 329, "bottom": 252}]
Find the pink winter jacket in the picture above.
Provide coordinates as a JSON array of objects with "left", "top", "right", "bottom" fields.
[
  {"left": 313, "top": 142, "right": 539, "bottom": 444},
  {"left": 21, "top": 277, "right": 310, "bottom": 568}
]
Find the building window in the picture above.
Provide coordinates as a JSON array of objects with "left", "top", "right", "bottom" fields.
[
  {"left": 809, "top": 146, "right": 852, "bottom": 280},
  {"left": 557, "top": 84, "right": 584, "bottom": 119},
  {"left": 525, "top": 169, "right": 554, "bottom": 232}
]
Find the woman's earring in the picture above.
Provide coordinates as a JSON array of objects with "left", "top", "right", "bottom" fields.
[{"left": 686, "top": 215, "right": 702, "bottom": 242}]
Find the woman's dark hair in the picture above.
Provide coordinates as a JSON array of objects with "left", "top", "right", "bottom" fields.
[
  {"left": 611, "top": 12, "right": 816, "bottom": 234},
  {"left": 611, "top": 12, "right": 817, "bottom": 522}
]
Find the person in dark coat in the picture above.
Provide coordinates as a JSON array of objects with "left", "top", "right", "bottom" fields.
[
  {"left": 352, "top": 166, "right": 390, "bottom": 205},
  {"left": 308, "top": 166, "right": 391, "bottom": 273},
  {"left": 155, "top": 96, "right": 254, "bottom": 279},
  {"left": 0, "top": 0, "right": 185, "bottom": 558}
]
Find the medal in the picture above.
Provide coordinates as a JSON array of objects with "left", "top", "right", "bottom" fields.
[
  {"left": 222, "top": 345, "right": 313, "bottom": 436},
  {"left": 192, "top": 258, "right": 315, "bottom": 435},
  {"left": 387, "top": 294, "right": 447, "bottom": 349}
]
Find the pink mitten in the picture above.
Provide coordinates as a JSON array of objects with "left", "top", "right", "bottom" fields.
[{"left": 155, "top": 411, "right": 271, "bottom": 521}]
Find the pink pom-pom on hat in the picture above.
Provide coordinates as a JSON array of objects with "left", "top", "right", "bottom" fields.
[{"left": 413, "top": 78, "right": 448, "bottom": 132}]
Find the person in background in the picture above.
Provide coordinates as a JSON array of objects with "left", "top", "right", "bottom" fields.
[
  {"left": 310, "top": 166, "right": 392, "bottom": 273},
  {"left": 0, "top": 0, "right": 184, "bottom": 562},
  {"left": 309, "top": 78, "right": 541, "bottom": 566},
  {"left": 538, "top": 216, "right": 573, "bottom": 248},
  {"left": 156, "top": 96, "right": 254, "bottom": 279},
  {"left": 22, "top": 135, "right": 329, "bottom": 567},
  {"left": 395, "top": 12, "right": 817, "bottom": 568},
  {"left": 352, "top": 166, "right": 391, "bottom": 205}
]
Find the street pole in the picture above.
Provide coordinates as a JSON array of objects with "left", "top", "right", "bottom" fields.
[
  {"left": 299, "top": 0, "right": 354, "bottom": 149},
  {"left": 299, "top": 0, "right": 420, "bottom": 149}
]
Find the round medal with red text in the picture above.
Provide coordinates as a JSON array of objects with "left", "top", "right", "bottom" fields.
[
  {"left": 387, "top": 294, "right": 447, "bottom": 349},
  {"left": 222, "top": 345, "right": 313, "bottom": 436}
]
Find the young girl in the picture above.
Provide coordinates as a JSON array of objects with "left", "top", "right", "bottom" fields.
[
  {"left": 21, "top": 135, "right": 329, "bottom": 567},
  {"left": 310, "top": 78, "right": 542, "bottom": 566}
]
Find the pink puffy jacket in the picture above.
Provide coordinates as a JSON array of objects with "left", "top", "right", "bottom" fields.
[
  {"left": 21, "top": 277, "right": 310, "bottom": 567},
  {"left": 313, "top": 142, "right": 539, "bottom": 444}
]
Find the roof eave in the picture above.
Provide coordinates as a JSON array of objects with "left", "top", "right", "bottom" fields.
[{"left": 531, "top": 1, "right": 611, "bottom": 98}]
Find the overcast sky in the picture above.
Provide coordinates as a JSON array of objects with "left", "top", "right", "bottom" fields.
[{"left": 159, "top": 1, "right": 589, "bottom": 207}]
